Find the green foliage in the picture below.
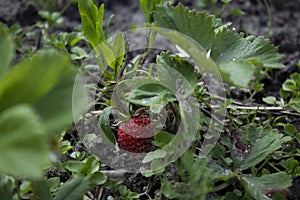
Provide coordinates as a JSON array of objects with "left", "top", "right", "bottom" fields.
[
  {"left": 78, "top": 0, "right": 105, "bottom": 48},
  {"left": 98, "top": 106, "right": 116, "bottom": 144},
  {"left": 161, "top": 150, "right": 214, "bottom": 199},
  {"left": 0, "top": 23, "right": 82, "bottom": 178},
  {"left": 140, "top": 0, "right": 162, "bottom": 23},
  {"left": 0, "top": 105, "right": 49, "bottom": 178},
  {"left": 0, "top": 1, "right": 298, "bottom": 199},
  {"left": 94, "top": 32, "right": 125, "bottom": 80},
  {"left": 54, "top": 175, "right": 93, "bottom": 200},
  {"left": 232, "top": 125, "right": 284, "bottom": 171},
  {"left": 118, "top": 185, "right": 140, "bottom": 200},
  {"left": 154, "top": 4, "right": 284, "bottom": 88},
  {"left": 280, "top": 72, "right": 300, "bottom": 112},
  {"left": 0, "top": 23, "right": 13, "bottom": 80},
  {"left": 239, "top": 172, "right": 291, "bottom": 200},
  {"left": 195, "top": 0, "right": 245, "bottom": 17},
  {"left": 157, "top": 51, "right": 198, "bottom": 88},
  {"left": 128, "top": 83, "right": 176, "bottom": 106}
]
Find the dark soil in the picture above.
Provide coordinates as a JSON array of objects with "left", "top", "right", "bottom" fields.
[{"left": 1, "top": 0, "right": 299, "bottom": 199}]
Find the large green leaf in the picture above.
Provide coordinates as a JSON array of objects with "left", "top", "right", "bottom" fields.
[
  {"left": 33, "top": 72, "right": 76, "bottom": 134},
  {"left": 0, "top": 105, "right": 50, "bottom": 178},
  {"left": 0, "top": 49, "right": 76, "bottom": 134},
  {"left": 0, "top": 23, "right": 13, "bottom": 80},
  {"left": 240, "top": 172, "right": 291, "bottom": 200},
  {"left": 233, "top": 125, "right": 283, "bottom": 171},
  {"left": 154, "top": 4, "right": 285, "bottom": 88},
  {"left": 0, "top": 49, "right": 73, "bottom": 110},
  {"left": 128, "top": 83, "right": 176, "bottom": 106}
]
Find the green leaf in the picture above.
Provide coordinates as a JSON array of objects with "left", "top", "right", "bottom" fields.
[
  {"left": 161, "top": 181, "right": 180, "bottom": 199},
  {"left": 0, "top": 105, "right": 50, "bottom": 178},
  {"left": 128, "top": 83, "right": 176, "bottom": 106},
  {"left": 90, "top": 171, "right": 107, "bottom": 185},
  {"left": 140, "top": 0, "right": 162, "bottom": 23},
  {"left": 0, "top": 48, "right": 81, "bottom": 134},
  {"left": 70, "top": 46, "right": 88, "bottom": 60},
  {"left": 282, "top": 79, "right": 297, "bottom": 92},
  {"left": 95, "top": 42, "right": 117, "bottom": 68},
  {"left": 0, "top": 23, "right": 13, "bottom": 80},
  {"left": 155, "top": 4, "right": 285, "bottom": 88},
  {"left": 32, "top": 179, "right": 51, "bottom": 200},
  {"left": 112, "top": 33, "right": 125, "bottom": 79},
  {"left": 218, "top": 61, "right": 254, "bottom": 88},
  {"left": 63, "top": 160, "right": 83, "bottom": 173},
  {"left": 234, "top": 126, "right": 283, "bottom": 170},
  {"left": 142, "top": 149, "right": 167, "bottom": 163},
  {"left": 284, "top": 124, "right": 297, "bottom": 136},
  {"left": 289, "top": 97, "right": 300, "bottom": 113},
  {"left": 78, "top": 0, "right": 104, "bottom": 48},
  {"left": 153, "top": 131, "right": 174, "bottom": 147},
  {"left": 0, "top": 175, "right": 14, "bottom": 200},
  {"left": 157, "top": 52, "right": 198, "bottom": 88},
  {"left": 0, "top": 48, "right": 74, "bottom": 109},
  {"left": 54, "top": 175, "right": 91, "bottom": 200},
  {"left": 98, "top": 106, "right": 116, "bottom": 144},
  {"left": 83, "top": 155, "right": 99, "bottom": 174},
  {"left": 262, "top": 96, "right": 277, "bottom": 105},
  {"left": 240, "top": 172, "right": 291, "bottom": 200},
  {"left": 47, "top": 177, "right": 61, "bottom": 193}
]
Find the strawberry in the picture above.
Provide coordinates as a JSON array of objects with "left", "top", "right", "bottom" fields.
[{"left": 117, "top": 115, "right": 155, "bottom": 153}]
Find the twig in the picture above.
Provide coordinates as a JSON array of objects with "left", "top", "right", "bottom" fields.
[{"left": 100, "top": 169, "right": 127, "bottom": 179}]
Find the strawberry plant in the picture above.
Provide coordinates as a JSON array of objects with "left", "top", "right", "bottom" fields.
[{"left": 0, "top": 0, "right": 299, "bottom": 199}]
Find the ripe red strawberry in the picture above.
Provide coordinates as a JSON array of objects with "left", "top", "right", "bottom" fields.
[{"left": 117, "top": 115, "right": 155, "bottom": 153}]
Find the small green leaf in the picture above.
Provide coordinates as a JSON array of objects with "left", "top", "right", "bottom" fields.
[
  {"left": 0, "top": 23, "right": 13, "bottom": 80},
  {"left": 112, "top": 33, "right": 125, "bottom": 79},
  {"left": 153, "top": 131, "right": 174, "bottom": 147},
  {"left": 90, "top": 171, "right": 107, "bottom": 185},
  {"left": 98, "top": 106, "right": 116, "bottom": 144},
  {"left": 54, "top": 175, "right": 91, "bottom": 200},
  {"left": 284, "top": 124, "right": 297, "bottom": 136},
  {"left": 262, "top": 96, "right": 277, "bottom": 105},
  {"left": 142, "top": 149, "right": 167, "bottom": 163},
  {"left": 289, "top": 97, "right": 300, "bottom": 113},
  {"left": 70, "top": 46, "right": 88, "bottom": 60},
  {"left": 0, "top": 105, "right": 50, "bottom": 178},
  {"left": 63, "top": 160, "right": 83, "bottom": 173},
  {"left": 282, "top": 79, "right": 297, "bottom": 92},
  {"left": 83, "top": 155, "right": 99, "bottom": 174}
]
